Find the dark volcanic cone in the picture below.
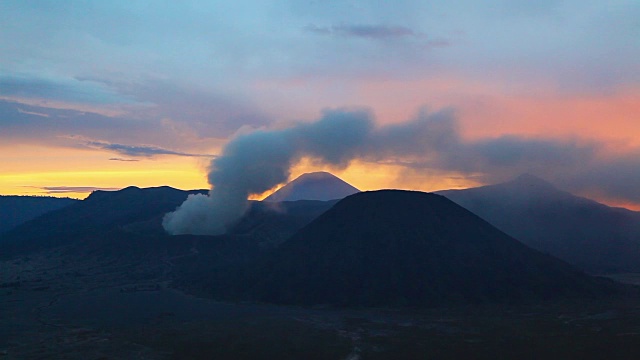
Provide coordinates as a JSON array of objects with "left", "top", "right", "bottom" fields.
[{"left": 224, "top": 190, "right": 618, "bottom": 307}]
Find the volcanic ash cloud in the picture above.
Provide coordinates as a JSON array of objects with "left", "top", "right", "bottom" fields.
[
  {"left": 162, "top": 106, "right": 595, "bottom": 236},
  {"left": 163, "top": 108, "right": 375, "bottom": 235}
]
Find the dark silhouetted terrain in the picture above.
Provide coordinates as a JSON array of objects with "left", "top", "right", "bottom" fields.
[
  {"left": 439, "top": 174, "right": 640, "bottom": 273},
  {"left": 0, "top": 186, "right": 336, "bottom": 259},
  {"left": 196, "top": 190, "right": 620, "bottom": 307},
  {"left": 0, "top": 186, "right": 207, "bottom": 256},
  {"left": 2, "top": 185, "right": 640, "bottom": 359},
  {"left": 229, "top": 199, "right": 337, "bottom": 247},
  {"left": 264, "top": 171, "right": 359, "bottom": 202},
  {"left": 0, "top": 195, "right": 77, "bottom": 233}
]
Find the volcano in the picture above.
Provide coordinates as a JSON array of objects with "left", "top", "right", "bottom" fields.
[
  {"left": 263, "top": 172, "right": 359, "bottom": 202},
  {"left": 212, "top": 190, "right": 617, "bottom": 307}
]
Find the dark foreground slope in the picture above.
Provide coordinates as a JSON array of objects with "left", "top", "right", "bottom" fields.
[
  {"left": 201, "top": 190, "right": 619, "bottom": 307},
  {"left": 438, "top": 174, "right": 640, "bottom": 273},
  {"left": 0, "top": 195, "right": 77, "bottom": 233},
  {"left": 1, "top": 188, "right": 639, "bottom": 359},
  {"left": 229, "top": 199, "right": 337, "bottom": 246},
  {"left": 264, "top": 172, "right": 359, "bottom": 202}
]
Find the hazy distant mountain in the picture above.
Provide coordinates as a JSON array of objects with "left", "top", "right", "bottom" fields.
[
  {"left": 263, "top": 172, "right": 359, "bottom": 202},
  {"left": 0, "top": 195, "right": 77, "bottom": 233},
  {"left": 438, "top": 174, "right": 640, "bottom": 273},
  {"left": 202, "top": 190, "right": 615, "bottom": 307}
]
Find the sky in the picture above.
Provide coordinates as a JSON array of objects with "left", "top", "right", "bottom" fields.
[{"left": 1, "top": 0, "right": 639, "bottom": 208}]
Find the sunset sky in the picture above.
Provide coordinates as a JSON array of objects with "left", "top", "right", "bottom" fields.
[{"left": 1, "top": 1, "right": 639, "bottom": 208}]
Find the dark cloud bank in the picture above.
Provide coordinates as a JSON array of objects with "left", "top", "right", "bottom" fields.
[
  {"left": 26, "top": 186, "right": 120, "bottom": 194},
  {"left": 163, "top": 108, "right": 638, "bottom": 236},
  {"left": 86, "top": 140, "right": 207, "bottom": 158},
  {"left": 304, "top": 23, "right": 450, "bottom": 48}
]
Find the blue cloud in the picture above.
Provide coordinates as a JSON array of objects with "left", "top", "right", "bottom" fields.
[
  {"left": 305, "top": 24, "right": 419, "bottom": 39},
  {"left": 85, "top": 140, "right": 210, "bottom": 158},
  {"left": 0, "top": 73, "right": 134, "bottom": 105}
]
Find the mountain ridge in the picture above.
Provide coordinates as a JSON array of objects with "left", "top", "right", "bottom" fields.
[
  {"left": 438, "top": 174, "right": 640, "bottom": 273},
  {"left": 0, "top": 186, "right": 208, "bottom": 256}
]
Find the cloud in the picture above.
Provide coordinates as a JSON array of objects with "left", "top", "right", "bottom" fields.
[
  {"left": 305, "top": 24, "right": 419, "bottom": 39},
  {"left": 108, "top": 157, "right": 140, "bottom": 162},
  {"left": 27, "top": 186, "right": 120, "bottom": 194},
  {"left": 17, "top": 108, "right": 49, "bottom": 117},
  {"left": 0, "top": 73, "right": 134, "bottom": 105},
  {"left": 424, "top": 39, "right": 450, "bottom": 48},
  {"left": 367, "top": 109, "right": 640, "bottom": 204},
  {"left": 85, "top": 140, "right": 210, "bottom": 158},
  {"left": 164, "top": 107, "right": 640, "bottom": 235},
  {"left": 0, "top": 99, "right": 155, "bottom": 145},
  {"left": 1, "top": 0, "right": 639, "bottom": 211},
  {"left": 109, "top": 77, "right": 272, "bottom": 137},
  {"left": 163, "top": 108, "right": 377, "bottom": 235},
  {"left": 364, "top": 108, "right": 601, "bottom": 182},
  {"left": 0, "top": 99, "right": 221, "bottom": 156},
  {"left": 2, "top": 0, "right": 638, "bottom": 98},
  {"left": 557, "top": 154, "right": 640, "bottom": 203},
  {"left": 0, "top": 72, "right": 273, "bottom": 147}
]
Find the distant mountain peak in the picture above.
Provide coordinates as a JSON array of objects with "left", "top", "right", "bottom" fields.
[
  {"left": 512, "top": 173, "right": 550, "bottom": 184},
  {"left": 295, "top": 171, "right": 335, "bottom": 180},
  {"left": 504, "top": 173, "right": 558, "bottom": 192},
  {"left": 264, "top": 172, "right": 359, "bottom": 202}
]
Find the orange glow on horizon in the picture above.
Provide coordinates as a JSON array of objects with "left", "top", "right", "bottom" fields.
[
  {"left": 250, "top": 158, "right": 483, "bottom": 200},
  {"left": 0, "top": 169, "right": 209, "bottom": 199},
  {"left": 249, "top": 158, "right": 640, "bottom": 212},
  {"left": 4, "top": 149, "right": 639, "bottom": 212},
  {"left": 3, "top": 78, "right": 640, "bottom": 212},
  {"left": 0, "top": 145, "right": 210, "bottom": 199}
]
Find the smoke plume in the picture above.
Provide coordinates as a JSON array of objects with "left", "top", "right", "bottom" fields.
[
  {"left": 163, "top": 107, "right": 602, "bottom": 235},
  {"left": 163, "top": 108, "right": 374, "bottom": 235}
]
